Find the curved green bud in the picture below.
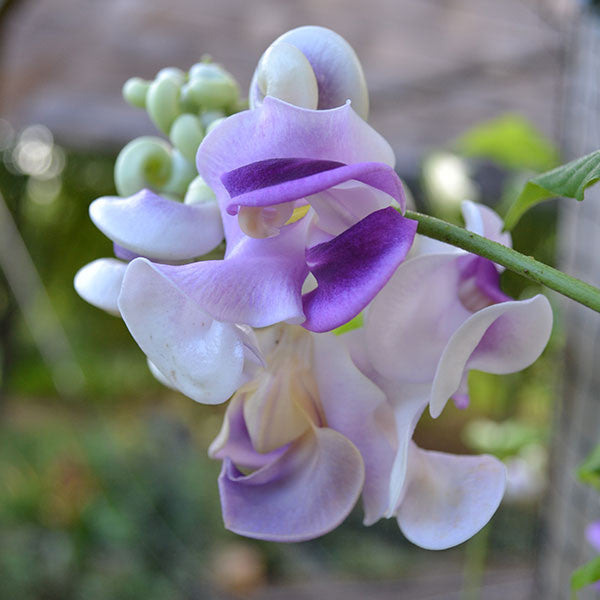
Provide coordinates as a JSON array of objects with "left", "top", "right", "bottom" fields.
[
  {"left": 123, "top": 77, "right": 151, "bottom": 109},
  {"left": 146, "top": 77, "right": 182, "bottom": 134},
  {"left": 200, "top": 109, "right": 226, "bottom": 130},
  {"left": 184, "top": 176, "right": 217, "bottom": 205},
  {"left": 114, "top": 136, "right": 173, "bottom": 197},
  {"left": 179, "top": 82, "right": 199, "bottom": 112},
  {"left": 160, "top": 150, "right": 197, "bottom": 198},
  {"left": 156, "top": 67, "right": 187, "bottom": 85},
  {"left": 187, "top": 63, "right": 239, "bottom": 110},
  {"left": 206, "top": 116, "right": 226, "bottom": 135},
  {"left": 169, "top": 114, "right": 204, "bottom": 163}
]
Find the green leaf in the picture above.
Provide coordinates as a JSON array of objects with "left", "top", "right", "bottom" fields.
[
  {"left": 455, "top": 114, "right": 560, "bottom": 172},
  {"left": 504, "top": 150, "right": 600, "bottom": 230},
  {"left": 577, "top": 443, "right": 600, "bottom": 491},
  {"left": 571, "top": 556, "right": 600, "bottom": 593}
]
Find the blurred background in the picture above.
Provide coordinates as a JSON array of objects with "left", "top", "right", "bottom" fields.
[{"left": 0, "top": 0, "right": 598, "bottom": 598}]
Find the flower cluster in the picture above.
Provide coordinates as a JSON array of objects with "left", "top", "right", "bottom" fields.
[{"left": 75, "top": 26, "right": 553, "bottom": 548}]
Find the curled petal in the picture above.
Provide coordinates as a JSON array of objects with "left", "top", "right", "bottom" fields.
[
  {"left": 250, "top": 41, "right": 318, "bottom": 110},
  {"left": 222, "top": 158, "right": 406, "bottom": 215},
  {"left": 118, "top": 258, "right": 245, "bottom": 404},
  {"left": 430, "top": 294, "right": 553, "bottom": 418},
  {"left": 312, "top": 333, "right": 396, "bottom": 525},
  {"left": 74, "top": 258, "right": 127, "bottom": 316},
  {"left": 147, "top": 220, "right": 309, "bottom": 327},
  {"left": 209, "top": 395, "right": 287, "bottom": 471},
  {"left": 255, "top": 26, "right": 369, "bottom": 119},
  {"left": 383, "top": 382, "right": 430, "bottom": 518},
  {"left": 303, "top": 208, "right": 417, "bottom": 332},
  {"left": 198, "top": 97, "right": 394, "bottom": 243},
  {"left": 218, "top": 427, "right": 365, "bottom": 542},
  {"left": 397, "top": 444, "right": 506, "bottom": 550},
  {"left": 90, "top": 189, "right": 224, "bottom": 261}
]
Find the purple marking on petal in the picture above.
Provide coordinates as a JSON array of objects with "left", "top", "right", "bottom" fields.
[
  {"left": 223, "top": 158, "right": 343, "bottom": 199},
  {"left": 221, "top": 159, "right": 406, "bottom": 215},
  {"left": 586, "top": 521, "right": 600, "bottom": 552},
  {"left": 302, "top": 207, "right": 417, "bottom": 332},
  {"left": 458, "top": 256, "right": 510, "bottom": 312}
]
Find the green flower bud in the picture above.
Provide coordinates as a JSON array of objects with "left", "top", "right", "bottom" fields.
[
  {"left": 206, "top": 117, "right": 226, "bottom": 135},
  {"left": 114, "top": 137, "right": 196, "bottom": 199},
  {"left": 184, "top": 176, "right": 217, "bottom": 205},
  {"left": 156, "top": 67, "right": 187, "bottom": 85},
  {"left": 115, "top": 136, "right": 172, "bottom": 196},
  {"left": 146, "top": 77, "right": 182, "bottom": 134},
  {"left": 122, "top": 77, "right": 151, "bottom": 109},
  {"left": 160, "top": 150, "right": 197, "bottom": 198},
  {"left": 169, "top": 114, "right": 204, "bottom": 163},
  {"left": 200, "top": 109, "right": 225, "bottom": 130},
  {"left": 186, "top": 63, "right": 239, "bottom": 110}
]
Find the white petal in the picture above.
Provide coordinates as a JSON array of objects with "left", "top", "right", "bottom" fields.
[
  {"left": 90, "top": 189, "right": 224, "bottom": 261},
  {"left": 397, "top": 444, "right": 506, "bottom": 550},
  {"left": 147, "top": 359, "right": 178, "bottom": 391},
  {"left": 74, "top": 258, "right": 127, "bottom": 316},
  {"left": 251, "top": 26, "right": 369, "bottom": 119},
  {"left": 118, "top": 257, "right": 245, "bottom": 405},
  {"left": 365, "top": 253, "right": 469, "bottom": 383},
  {"left": 250, "top": 41, "right": 318, "bottom": 110},
  {"left": 313, "top": 333, "right": 396, "bottom": 525},
  {"left": 430, "top": 294, "right": 553, "bottom": 418}
]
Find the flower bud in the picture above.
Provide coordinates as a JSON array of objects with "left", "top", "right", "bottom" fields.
[
  {"left": 250, "top": 26, "right": 369, "bottom": 119},
  {"left": 184, "top": 176, "right": 216, "bottom": 206},
  {"left": 146, "top": 77, "right": 182, "bottom": 135},
  {"left": 250, "top": 42, "right": 318, "bottom": 110},
  {"left": 184, "top": 63, "right": 239, "bottom": 111},
  {"left": 114, "top": 136, "right": 195, "bottom": 199},
  {"left": 169, "top": 114, "right": 204, "bottom": 163},
  {"left": 122, "top": 77, "right": 151, "bottom": 109}
]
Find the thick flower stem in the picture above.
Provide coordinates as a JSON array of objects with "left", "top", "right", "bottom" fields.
[{"left": 404, "top": 210, "right": 600, "bottom": 314}]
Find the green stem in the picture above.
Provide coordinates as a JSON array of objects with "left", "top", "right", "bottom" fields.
[{"left": 405, "top": 210, "right": 600, "bottom": 313}]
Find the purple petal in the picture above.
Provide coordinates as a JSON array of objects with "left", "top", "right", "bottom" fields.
[
  {"left": 118, "top": 257, "right": 246, "bottom": 404},
  {"left": 397, "top": 444, "right": 506, "bottom": 550},
  {"left": 302, "top": 208, "right": 417, "bottom": 332},
  {"left": 90, "top": 189, "right": 224, "bottom": 261},
  {"left": 197, "top": 97, "right": 395, "bottom": 244},
  {"left": 218, "top": 427, "right": 365, "bottom": 542},
  {"left": 457, "top": 255, "right": 511, "bottom": 311},
  {"left": 147, "top": 220, "right": 309, "bottom": 327},
  {"left": 209, "top": 395, "right": 287, "bottom": 471},
  {"left": 221, "top": 159, "right": 406, "bottom": 214},
  {"left": 74, "top": 258, "right": 127, "bottom": 316},
  {"left": 312, "top": 333, "right": 396, "bottom": 525}
]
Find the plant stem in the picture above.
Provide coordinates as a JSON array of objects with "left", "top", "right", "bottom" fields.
[{"left": 404, "top": 210, "right": 600, "bottom": 313}]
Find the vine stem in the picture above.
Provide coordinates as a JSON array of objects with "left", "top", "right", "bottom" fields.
[{"left": 404, "top": 210, "right": 600, "bottom": 314}]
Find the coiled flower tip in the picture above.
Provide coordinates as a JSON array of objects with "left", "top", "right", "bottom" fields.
[{"left": 250, "top": 25, "right": 369, "bottom": 120}]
